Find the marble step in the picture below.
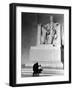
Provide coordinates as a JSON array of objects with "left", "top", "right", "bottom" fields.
[
  {"left": 22, "top": 61, "right": 63, "bottom": 69},
  {"left": 21, "top": 69, "right": 64, "bottom": 77},
  {"left": 21, "top": 68, "right": 63, "bottom": 72},
  {"left": 21, "top": 73, "right": 63, "bottom": 77},
  {"left": 21, "top": 73, "right": 60, "bottom": 77},
  {"left": 21, "top": 68, "right": 64, "bottom": 76}
]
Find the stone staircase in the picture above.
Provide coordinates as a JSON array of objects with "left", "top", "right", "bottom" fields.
[{"left": 21, "top": 62, "right": 64, "bottom": 77}]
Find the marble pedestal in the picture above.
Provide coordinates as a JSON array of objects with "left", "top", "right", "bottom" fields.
[{"left": 29, "top": 45, "right": 63, "bottom": 69}]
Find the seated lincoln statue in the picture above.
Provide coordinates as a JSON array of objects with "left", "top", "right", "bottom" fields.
[{"left": 40, "top": 16, "right": 60, "bottom": 47}]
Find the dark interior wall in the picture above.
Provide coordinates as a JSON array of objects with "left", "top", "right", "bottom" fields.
[
  {"left": 21, "top": 13, "right": 37, "bottom": 63},
  {"left": 21, "top": 12, "right": 64, "bottom": 64},
  {"left": 38, "top": 13, "right": 64, "bottom": 25}
]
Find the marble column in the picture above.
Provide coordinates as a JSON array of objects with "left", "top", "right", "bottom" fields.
[{"left": 37, "top": 24, "right": 41, "bottom": 45}]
